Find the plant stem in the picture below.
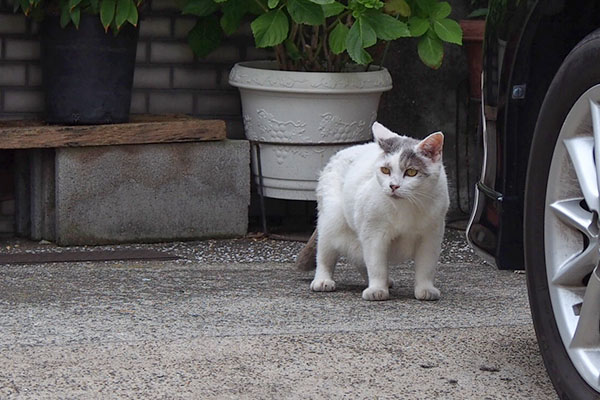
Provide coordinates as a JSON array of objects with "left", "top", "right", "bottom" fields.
[
  {"left": 252, "top": 0, "right": 268, "bottom": 12},
  {"left": 378, "top": 13, "right": 402, "bottom": 70}
]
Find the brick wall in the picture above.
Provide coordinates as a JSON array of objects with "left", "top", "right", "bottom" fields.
[
  {"left": 0, "top": 0, "right": 270, "bottom": 137},
  {"left": 0, "top": 0, "right": 274, "bottom": 235}
]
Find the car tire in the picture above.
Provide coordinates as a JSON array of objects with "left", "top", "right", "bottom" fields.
[{"left": 525, "top": 30, "right": 600, "bottom": 399}]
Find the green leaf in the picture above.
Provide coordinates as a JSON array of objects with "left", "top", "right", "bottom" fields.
[
  {"left": 417, "top": 32, "right": 443, "bottom": 68},
  {"left": 431, "top": 1, "right": 450, "bottom": 19},
  {"left": 309, "top": 0, "right": 334, "bottom": 4},
  {"left": 220, "top": 0, "right": 247, "bottom": 35},
  {"left": 328, "top": 21, "right": 348, "bottom": 54},
  {"left": 188, "top": 17, "right": 223, "bottom": 57},
  {"left": 433, "top": 18, "right": 462, "bottom": 44},
  {"left": 322, "top": 1, "right": 344, "bottom": 17},
  {"left": 355, "top": 15, "right": 377, "bottom": 46},
  {"left": 60, "top": 0, "right": 71, "bottom": 27},
  {"left": 467, "top": 8, "right": 488, "bottom": 18},
  {"left": 354, "top": 0, "right": 383, "bottom": 9},
  {"left": 287, "top": 0, "right": 325, "bottom": 25},
  {"left": 267, "top": 0, "right": 278, "bottom": 8},
  {"left": 384, "top": 0, "right": 410, "bottom": 16},
  {"left": 413, "top": 0, "right": 435, "bottom": 16},
  {"left": 362, "top": 11, "right": 409, "bottom": 40},
  {"left": 68, "top": 0, "right": 82, "bottom": 10},
  {"left": 248, "top": 0, "right": 266, "bottom": 14},
  {"left": 251, "top": 9, "right": 289, "bottom": 48},
  {"left": 100, "top": 0, "right": 116, "bottom": 31},
  {"left": 182, "top": 0, "right": 218, "bottom": 17},
  {"left": 345, "top": 17, "right": 375, "bottom": 64},
  {"left": 70, "top": 6, "right": 80, "bottom": 27},
  {"left": 127, "top": 0, "right": 138, "bottom": 26},
  {"left": 408, "top": 16, "right": 428, "bottom": 36},
  {"left": 284, "top": 38, "right": 301, "bottom": 61},
  {"left": 115, "top": 0, "right": 131, "bottom": 28}
]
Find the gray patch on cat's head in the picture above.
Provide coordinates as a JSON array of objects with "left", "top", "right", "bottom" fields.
[
  {"left": 399, "top": 148, "right": 431, "bottom": 176},
  {"left": 378, "top": 135, "right": 418, "bottom": 154},
  {"left": 377, "top": 137, "right": 402, "bottom": 154}
]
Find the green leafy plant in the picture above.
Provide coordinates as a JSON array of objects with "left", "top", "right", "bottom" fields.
[
  {"left": 466, "top": 0, "right": 488, "bottom": 18},
  {"left": 183, "top": 0, "right": 462, "bottom": 71},
  {"left": 14, "top": 0, "right": 142, "bottom": 33}
]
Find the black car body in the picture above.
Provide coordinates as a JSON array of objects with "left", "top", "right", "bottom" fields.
[{"left": 466, "top": 0, "right": 600, "bottom": 270}]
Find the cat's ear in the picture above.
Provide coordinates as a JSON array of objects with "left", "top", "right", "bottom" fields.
[
  {"left": 418, "top": 132, "right": 444, "bottom": 162},
  {"left": 372, "top": 122, "right": 399, "bottom": 153}
]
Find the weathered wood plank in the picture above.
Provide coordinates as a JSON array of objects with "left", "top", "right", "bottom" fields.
[{"left": 0, "top": 115, "right": 227, "bottom": 149}]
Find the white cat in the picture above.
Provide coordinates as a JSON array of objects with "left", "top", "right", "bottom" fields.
[{"left": 295, "top": 122, "right": 449, "bottom": 301}]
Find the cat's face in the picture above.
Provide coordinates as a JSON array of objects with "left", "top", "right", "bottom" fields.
[{"left": 372, "top": 122, "right": 444, "bottom": 200}]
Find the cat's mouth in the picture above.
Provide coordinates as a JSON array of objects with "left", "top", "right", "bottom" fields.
[{"left": 389, "top": 192, "right": 404, "bottom": 199}]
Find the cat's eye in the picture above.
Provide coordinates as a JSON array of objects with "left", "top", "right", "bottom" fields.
[
  {"left": 380, "top": 167, "right": 391, "bottom": 175},
  {"left": 405, "top": 168, "right": 418, "bottom": 177}
]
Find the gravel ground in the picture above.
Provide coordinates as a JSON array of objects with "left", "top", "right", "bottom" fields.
[
  {"left": 0, "top": 227, "right": 556, "bottom": 399},
  {"left": 1, "top": 227, "right": 481, "bottom": 266}
]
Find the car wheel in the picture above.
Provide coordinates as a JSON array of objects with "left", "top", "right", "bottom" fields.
[{"left": 525, "top": 30, "right": 600, "bottom": 399}]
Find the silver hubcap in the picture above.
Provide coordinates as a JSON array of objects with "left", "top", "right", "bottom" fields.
[{"left": 545, "top": 84, "right": 600, "bottom": 391}]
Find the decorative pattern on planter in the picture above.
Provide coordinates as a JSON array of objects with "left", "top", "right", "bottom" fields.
[
  {"left": 272, "top": 146, "right": 326, "bottom": 165},
  {"left": 318, "top": 112, "right": 377, "bottom": 142},
  {"left": 243, "top": 110, "right": 306, "bottom": 142},
  {"left": 310, "top": 75, "right": 392, "bottom": 91},
  {"left": 230, "top": 68, "right": 308, "bottom": 90}
]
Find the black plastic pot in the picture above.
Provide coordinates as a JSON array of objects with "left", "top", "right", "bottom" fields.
[{"left": 41, "top": 15, "right": 139, "bottom": 125}]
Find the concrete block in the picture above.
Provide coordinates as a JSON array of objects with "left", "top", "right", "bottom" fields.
[
  {"left": 139, "top": 16, "right": 171, "bottom": 38},
  {"left": 0, "top": 65, "right": 26, "bottom": 86},
  {"left": 129, "top": 92, "right": 147, "bottom": 114},
  {"left": 173, "top": 18, "right": 195, "bottom": 39},
  {"left": 14, "top": 150, "right": 30, "bottom": 237},
  {"left": 133, "top": 66, "right": 171, "bottom": 89},
  {"left": 202, "top": 45, "right": 240, "bottom": 63},
  {"left": 149, "top": 92, "right": 193, "bottom": 114},
  {"left": 173, "top": 67, "right": 217, "bottom": 89},
  {"left": 195, "top": 93, "right": 240, "bottom": 116},
  {"left": 29, "top": 149, "right": 55, "bottom": 241},
  {"left": 27, "top": 64, "right": 42, "bottom": 86},
  {"left": 4, "top": 39, "right": 40, "bottom": 60},
  {"left": 4, "top": 90, "right": 44, "bottom": 113},
  {"left": 0, "top": 14, "right": 26, "bottom": 34},
  {"left": 150, "top": 42, "right": 194, "bottom": 63},
  {"left": 136, "top": 41, "right": 148, "bottom": 63},
  {"left": 55, "top": 140, "right": 250, "bottom": 245}
]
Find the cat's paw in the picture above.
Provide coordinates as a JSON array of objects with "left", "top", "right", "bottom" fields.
[
  {"left": 310, "top": 279, "right": 336, "bottom": 292},
  {"left": 414, "top": 285, "right": 440, "bottom": 301},
  {"left": 362, "top": 287, "right": 390, "bottom": 301}
]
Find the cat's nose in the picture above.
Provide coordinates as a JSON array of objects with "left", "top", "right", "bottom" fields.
[{"left": 390, "top": 184, "right": 400, "bottom": 191}]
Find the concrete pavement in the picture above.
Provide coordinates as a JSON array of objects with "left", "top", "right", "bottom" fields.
[{"left": 0, "top": 229, "right": 556, "bottom": 399}]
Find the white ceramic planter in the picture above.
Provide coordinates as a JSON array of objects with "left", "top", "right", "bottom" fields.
[{"left": 229, "top": 61, "right": 392, "bottom": 200}]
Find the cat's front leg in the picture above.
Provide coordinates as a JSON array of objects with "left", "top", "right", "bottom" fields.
[
  {"left": 361, "top": 239, "right": 391, "bottom": 301},
  {"left": 413, "top": 231, "right": 443, "bottom": 301},
  {"left": 310, "top": 234, "right": 338, "bottom": 292}
]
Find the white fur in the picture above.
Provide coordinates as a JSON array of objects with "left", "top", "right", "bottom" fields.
[{"left": 310, "top": 122, "right": 449, "bottom": 301}]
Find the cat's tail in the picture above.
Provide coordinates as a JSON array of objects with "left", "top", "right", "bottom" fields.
[{"left": 294, "top": 229, "right": 317, "bottom": 271}]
